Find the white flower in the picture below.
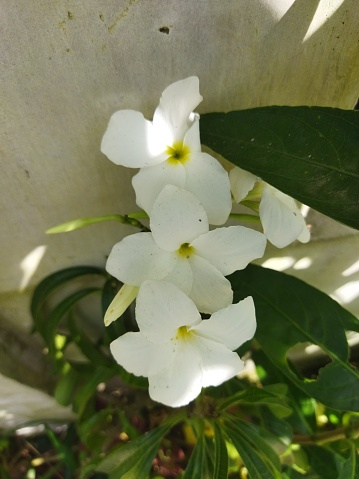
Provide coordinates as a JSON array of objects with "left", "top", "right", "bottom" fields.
[
  {"left": 110, "top": 280, "right": 256, "bottom": 407},
  {"left": 106, "top": 185, "right": 266, "bottom": 314},
  {"left": 101, "top": 77, "right": 231, "bottom": 225},
  {"left": 229, "top": 166, "right": 310, "bottom": 248}
]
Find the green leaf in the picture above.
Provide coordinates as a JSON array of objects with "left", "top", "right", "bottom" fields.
[
  {"left": 96, "top": 413, "right": 184, "bottom": 478},
  {"left": 42, "top": 288, "right": 100, "bottom": 352},
  {"left": 31, "top": 266, "right": 106, "bottom": 320},
  {"left": 54, "top": 364, "right": 79, "bottom": 405},
  {"left": 303, "top": 445, "right": 339, "bottom": 479},
  {"left": 230, "top": 265, "right": 359, "bottom": 411},
  {"left": 182, "top": 434, "right": 215, "bottom": 479},
  {"left": 183, "top": 421, "right": 228, "bottom": 479},
  {"left": 73, "top": 366, "right": 114, "bottom": 417},
  {"left": 218, "top": 385, "right": 292, "bottom": 418},
  {"left": 212, "top": 422, "right": 229, "bottom": 479},
  {"left": 67, "top": 316, "right": 113, "bottom": 368},
  {"left": 260, "top": 408, "right": 293, "bottom": 450},
  {"left": 253, "top": 349, "right": 316, "bottom": 435},
  {"left": 223, "top": 418, "right": 281, "bottom": 479},
  {"left": 337, "top": 442, "right": 357, "bottom": 479},
  {"left": 200, "top": 107, "right": 359, "bottom": 230}
]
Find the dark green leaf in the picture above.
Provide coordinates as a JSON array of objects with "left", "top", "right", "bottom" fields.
[
  {"left": 282, "top": 466, "right": 308, "bottom": 479},
  {"left": 261, "top": 408, "right": 293, "bottom": 450},
  {"left": 182, "top": 434, "right": 214, "bottom": 479},
  {"left": 183, "top": 421, "right": 228, "bottom": 479},
  {"left": 230, "top": 265, "right": 359, "bottom": 411},
  {"left": 67, "top": 316, "right": 112, "bottom": 368},
  {"left": 303, "top": 445, "right": 339, "bottom": 479},
  {"left": 200, "top": 107, "right": 359, "bottom": 229},
  {"left": 337, "top": 442, "right": 357, "bottom": 479},
  {"left": 212, "top": 422, "right": 229, "bottom": 479},
  {"left": 252, "top": 349, "right": 316, "bottom": 435},
  {"left": 96, "top": 413, "right": 184, "bottom": 478},
  {"left": 31, "top": 266, "right": 106, "bottom": 320},
  {"left": 42, "top": 288, "right": 100, "bottom": 352},
  {"left": 73, "top": 366, "right": 114, "bottom": 417},
  {"left": 223, "top": 420, "right": 281, "bottom": 479},
  {"left": 218, "top": 385, "right": 292, "bottom": 417},
  {"left": 54, "top": 365, "right": 79, "bottom": 406}
]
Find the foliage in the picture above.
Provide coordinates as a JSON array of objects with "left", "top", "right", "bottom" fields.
[{"left": 200, "top": 107, "right": 359, "bottom": 230}]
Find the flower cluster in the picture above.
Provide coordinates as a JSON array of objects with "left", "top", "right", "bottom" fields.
[{"left": 101, "top": 77, "right": 309, "bottom": 407}]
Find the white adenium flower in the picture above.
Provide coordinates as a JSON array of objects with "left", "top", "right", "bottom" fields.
[
  {"left": 229, "top": 166, "right": 310, "bottom": 248},
  {"left": 101, "top": 76, "right": 232, "bottom": 225},
  {"left": 106, "top": 185, "right": 266, "bottom": 314},
  {"left": 110, "top": 280, "right": 257, "bottom": 407}
]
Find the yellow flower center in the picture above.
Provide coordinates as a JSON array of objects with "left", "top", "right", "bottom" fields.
[
  {"left": 177, "top": 242, "right": 195, "bottom": 259},
  {"left": 176, "top": 325, "right": 193, "bottom": 341},
  {"left": 166, "top": 141, "right": 190, "bottom": 165}
]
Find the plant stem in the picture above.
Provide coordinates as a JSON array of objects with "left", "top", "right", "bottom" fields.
[
  {"left": 229, "top": 213, "right": 261, "bottom": 223},
  {"left": 293, "top": 425, "right": 359, "bottom": 445}
]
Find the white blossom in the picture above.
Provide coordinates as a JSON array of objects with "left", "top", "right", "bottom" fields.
[
  {"left": 101, "top": 77, "right": 231, "bottom": 225},
  {"left": 110, "top": 280, "right": 256, "bottom": 407},
  {"left": 106, "top": 185, "right": 266, "bottom": 313},
  {"left": 229, "top": 166, "right": 310, "bottom": 248}
]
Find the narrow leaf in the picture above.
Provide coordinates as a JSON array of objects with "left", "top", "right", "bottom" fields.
[
  {"left": 96, "top": 413, "right": 184, "bottom": 477},
  {"left": 225, "top": 416, "right": 282, "bottom": 472},
  {"left": 182, "top": 434, "right": 214, "bottom": 479},
  {"left": 201, "top": 107, "right": 359, "bottom": 229},
  {"left": 223, "top": 422, "right": 281, "bottom": 479},
  {"left": 212, "top": 421, "right": 229, "bottom": 479},
  {"left": 218, "top": 386, "right": 291, "bottom": 417},
  {"left": 73, "top": 366, "right": 114, "bottom": 417},
  {"left": 67, "top": 317, "right": 113, "bottom": 368},
  {"left": 46, "top": 288, "right": 100, "bottom": 347},
  {"left": 31, "top": 266, "right": 106, "bottom": 319}
]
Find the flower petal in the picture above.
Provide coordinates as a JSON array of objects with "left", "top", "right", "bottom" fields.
[
  {"left": 260, "top": 184, "right": 307, "bottom": 248},
  {"left": 106, "top": 233, "right": 177, "bottom": 285},
  {"left": 150, "top": 185, "right": 209, "bottom": 252},
  {"left": 162, "top": 257, "right": 193, "bottom": 296},
  {"left": 132, "top": 162, "right": 186, "bottom": 215},
  {"left": 136, "top": 280, "right": 201, "bottom": 342},
  {"left": 192, "top": 336, "right": 244, "bottom": 388},
  {"left": 192, "top": 297, "right": 257, "bottom": 351},
  {"left": 101, "top": 110, "right": 166, "bottom": 167},
  {"left": 191, "top": 226, "right": 266, "bottom": 275},
  {"left": 153, "top": 77, "right": 203, "bottom": 144},
  {"left": 183, "top": 119, "right": 202, "bottom": 153},
  {"left": 229, "top": 166, "right": 258, "bottom": 203},
  {"left": 298, "top": 224, "right": 311, "bottom": 243},
  {"left": 188, "top": 255, "right": 233, "bottom": 313},
  {"left": 104, "top": 284, "right": 139, "bottom": 326},
  {"left": 149, "top": 343, "right": 203, "bottom": 407},
  {"left": 110, "top": 332, "right": 173, "bottom": 377},
  {"left": 184, "top": 152, "right": 232, "bottom": 225}
]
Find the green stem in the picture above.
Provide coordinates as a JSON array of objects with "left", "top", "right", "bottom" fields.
[
  {"left": 239, "top": 200, "right": 260, "bottom": 213},
  {"left": 229, "top": 213, "right": 261, "bottom": 223},
  {"left": 127, "top": 211, "right": 149, "bottom": 220},
  {"left": 46, "top": 213, "right": 149, "bottom": 234},
  {"left": 293, "top": 425, "right": 359, "bottom": 445}
]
